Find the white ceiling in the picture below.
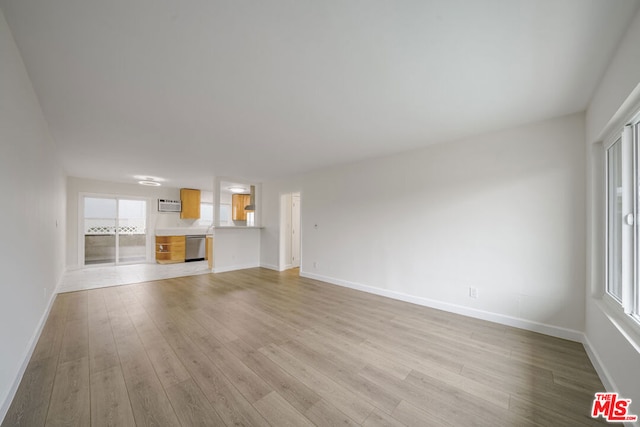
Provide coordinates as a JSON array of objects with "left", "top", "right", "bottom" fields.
[{"left": 1, "top": 0, "right": 638, "bottom": 189}]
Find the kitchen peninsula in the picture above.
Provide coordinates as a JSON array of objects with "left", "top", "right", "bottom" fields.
[{"left": 155, "top": 226, "right": 261, "bottom": 273}]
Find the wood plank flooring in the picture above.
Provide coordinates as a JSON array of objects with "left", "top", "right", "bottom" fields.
[{"left": 2, "top": 268, "right": 608, "bottom": 426}]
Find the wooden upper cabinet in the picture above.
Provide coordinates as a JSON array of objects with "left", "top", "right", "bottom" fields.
[
  {"left": 232, "top": 194, "right": 250, "bottom": 221},
  {"left": 180, "top": 188, "right": 201, "bottom": 219}
]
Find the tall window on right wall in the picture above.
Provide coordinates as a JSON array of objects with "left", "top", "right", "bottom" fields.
[
  {"left": 637, "top": 121, "right": 640, "bottom": 316},
  {"left": 606, "top": 113, "right": 640, "bottom": 322},
  {"left": 607, "top": 137, "right": 623, "bottom": 302}
]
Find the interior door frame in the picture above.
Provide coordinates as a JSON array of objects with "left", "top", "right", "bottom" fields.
[
  {"left": 291, "top": 193, "right": 301, "bottom": 268},
  {"left": 279, "top": 192, "right": 302, "bottom": 271},
  {"left": 78, "top": 192, "right": 150, "bottom": 267}
]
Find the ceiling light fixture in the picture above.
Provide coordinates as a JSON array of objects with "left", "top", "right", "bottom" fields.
[
  {"left": 139, "top": 180, "right": 161, "bottom": 186},
  {"left": 135, "top": 174, "right": 164, "bottom": 186},
  {"left": 228, "top": 186, "right": 247, "bottom": 193},
  {"left": 134, "top": 175, "right": 165, "bottom": 182}
]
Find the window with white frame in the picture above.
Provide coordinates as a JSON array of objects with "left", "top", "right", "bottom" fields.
[
  {"left": 637, "top": 121, "right": 640, "bottom": 316},
  {"left": 606, "top": 137, "right": 623, "bottom": 302},
  {"left": 606, "top": 113, "right": 640, "bottom": 322},
  {"left": 197, "top": 202, "right": 214, "bottom": 227}
]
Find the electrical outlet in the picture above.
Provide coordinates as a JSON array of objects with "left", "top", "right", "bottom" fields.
[
  {"left": 313, "top": 262, "right": 318, "bottom": 268},
  {"left": 469, "top": 287, "right": 478, "bottom": 299}
]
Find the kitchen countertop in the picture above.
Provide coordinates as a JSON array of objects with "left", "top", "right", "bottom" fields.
[
  {"left": 155, "top": 226, "right": 262, "bottom": 236},
  {"left": 155, "top": 227, "right": 211, "bottom": 236},
  {"left": 213, "top": 226, "right": 264, "bottom": 230}
]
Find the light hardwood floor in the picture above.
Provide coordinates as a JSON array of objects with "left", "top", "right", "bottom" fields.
[{"left": 3, "top": 268, "right": 607, "bottom": 426}]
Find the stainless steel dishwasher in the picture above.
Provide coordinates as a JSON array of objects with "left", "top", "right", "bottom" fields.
[{"left": 185, "top": 235, "right": 206, "bottom": 262}]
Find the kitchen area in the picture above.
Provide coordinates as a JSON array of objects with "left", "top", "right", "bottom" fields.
[
  {"left": 154, "top": 180, "right": 262, "bottom": 273},
  {"left": 65, "top": 176, "right": 263, "bottom": 287},
  {"left": 155, "top": 188, "right": 214, "bottom": 266}
]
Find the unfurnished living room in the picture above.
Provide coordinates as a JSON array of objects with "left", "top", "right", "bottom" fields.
[{"left": 2, "top": 0, "right": 640, "bottom": 426}]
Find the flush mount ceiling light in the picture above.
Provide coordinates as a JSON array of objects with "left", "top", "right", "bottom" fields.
[
  {"left": 139, "top": 180, "right": 161, "bottom": 186},
  {"left": 134, "top": 175, "right": 165, "bottom": 181},
  {"left": 228, "top": 186, "right": 247, "bottom": 193},
  {"left": 134, "top": 175, "right": 164, "bottom": 186}
]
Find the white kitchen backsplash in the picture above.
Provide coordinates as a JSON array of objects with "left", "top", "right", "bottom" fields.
[{"left": 154, "top": 212, "right": 202, "bottom": 229}]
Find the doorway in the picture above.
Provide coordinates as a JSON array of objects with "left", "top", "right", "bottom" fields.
[
  {"left": 82, "top": 196, "right": 147, "bottom": 266},
  {"left": 291, "top": 193, "right": 301, "bottom": 268},
  {"left": 280, "top": 192, "right": 301, "bottom": 271}
]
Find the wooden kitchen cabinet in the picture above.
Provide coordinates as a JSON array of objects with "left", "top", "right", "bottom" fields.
[
  {"left": 232, "top": 194, "right": 251, "bottom": 221},
  {"left": 155, "top": 235, "right": 185, "bottom": 264},
  {"left": 180, "top": 188, "right": 201, "bottom": 219},
  {"left": 206, "top": 236, "right": 213, "bottom": 269}
]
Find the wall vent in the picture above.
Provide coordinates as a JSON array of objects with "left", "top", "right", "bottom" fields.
[{"left": 158, "top": 199, "right": 181, "bottom": 212}]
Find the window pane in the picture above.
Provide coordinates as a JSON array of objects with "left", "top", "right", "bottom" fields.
[
  {"left": 199, "top": 203, "right": 213, "bottom": 226},
  {"left": 607, "top": 139, "right": 623, "bottom": 301},
  {"left": 636, "top": 122, "right": 640, "bottom": 317},
  {"left": 85, "top": 197, "right": 116, "bottom": 219},
  {"left": 119, "top": 199, "right": 146, "bottom": 219},
  {"left": 219, "top": 204, "right": 231, "bottom": 226},
  {"left": 118, "top": 199, "right": 146, "bottom": 263},
  {"left": 84, "top": 197, "right": 116, "bottom": 265}
]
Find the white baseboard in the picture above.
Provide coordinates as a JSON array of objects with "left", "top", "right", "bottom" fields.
[
  {"left": 213, "top": 262, "right": 261, "bottom": 274},
  {"left": 260, "top": 263, "right": 282, "bottom": 272},
  {"left": 581, "top": 334, "right": 616, "bottom": 392},
  {"left": 54, "top": 267, "right": 66, "bottom": 295},
  {"left": 577, "top": 338, "right": 637, "bottom": 427},
  {"left": 300, "top": 271, "right": 584, "bottom": 343},
  {"left": 261, "top": 264, "right": 302, "bottom": 272},
  {"left": 0, "top": 276, "right": 61, "bottom": 423}
]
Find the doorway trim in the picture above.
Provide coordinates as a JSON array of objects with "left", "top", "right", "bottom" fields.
[{"left": 279, "top": 192, "right": 301, "bottom": 271}]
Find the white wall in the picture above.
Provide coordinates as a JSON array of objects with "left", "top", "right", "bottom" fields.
[
  {"left": 585, "top": 6, "right": 640, "bottom": 414},
  {"left": 0, "top": 9, "right": 66, "bottom": 421},
  {"left": 213, "top": 228, "right": 261, "bottom": 273},
  {"left": 586, "top": 8, "right": 640, "bottom": 143},
  {"left": 262, "top": 113, "right": 586, "bottom": 337}
]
